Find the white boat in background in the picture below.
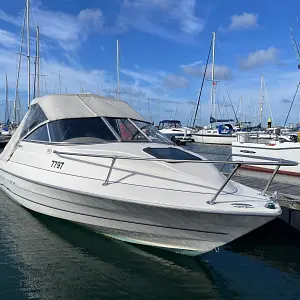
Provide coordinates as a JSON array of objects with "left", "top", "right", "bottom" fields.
[
  {"left": 1, "top": 124, "right": 17, "bottom": 137},
  {"left": 1, "top": 126, "right": 10, "bottom": 136},
  {"left": 0, "top": 93, "right": 291, "bottom": 256},
  {"left": 0, "top": 124, "right": 13, "bottom": 146},
  {"left": 158, "top": 120, "right": 194, "bottom": 144},
  {"left": 248, "top": 127, "right": 282, "bottom": 140},
  {"left": 232, "top": 132, "right": 300, "bottom": 177},
  {"left": 192, "top": 124, "right": 236, "bottom": 145}
]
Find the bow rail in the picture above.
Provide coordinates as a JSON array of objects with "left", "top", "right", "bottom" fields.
[{"left": 52, "top": 150, "right": 297, "bottom": 205}]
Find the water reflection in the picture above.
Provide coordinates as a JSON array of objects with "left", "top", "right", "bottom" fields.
[
  {"left": 225, "top": 219, "right": 300, "bottom": 275},
  {"left": 202, "top": 220, "right": 300, "bottom": 300},
  {"left": 0, "top": 192, "right": 220, "bottom": 300}
]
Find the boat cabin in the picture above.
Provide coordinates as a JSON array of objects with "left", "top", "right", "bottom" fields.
[
  {"left": 158, "top": 120, "right": 183, "bottom": 130},
  {"left": 1, "top": 94, "right": 172, "bottom": 160}
]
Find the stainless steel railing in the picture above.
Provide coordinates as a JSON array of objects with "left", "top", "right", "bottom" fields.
[{"left": 53, "top": 150, "right": 297, "bottom": 205}]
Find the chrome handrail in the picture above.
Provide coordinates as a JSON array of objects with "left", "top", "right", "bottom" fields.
[
  {"left": 222, "top": 154, "right": 293, "bottom": 198},
  {"left": 52, "top": 150, "right": 298, "bottom": 205}
]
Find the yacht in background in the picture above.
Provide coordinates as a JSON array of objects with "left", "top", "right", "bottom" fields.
[
  {"left": 232, "top": 132, "right": 300, "bottom": 177},
  {"left": 192, "top": 121, "right": 236, "bottom": 145},
  {"left": 0, "top": 93, "right": 288, "bottom": 256},
  {"left": 158, "top": 120, "right": 194, "bottom": 145}
]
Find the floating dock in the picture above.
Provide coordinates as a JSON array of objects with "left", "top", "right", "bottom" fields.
[{"left": 224, "top": 170, "right": 300, "bottom": 231}]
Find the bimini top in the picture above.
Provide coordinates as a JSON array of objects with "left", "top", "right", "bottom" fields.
[{"left": 30, "top": 93, "right": 145, "bottom": 121}]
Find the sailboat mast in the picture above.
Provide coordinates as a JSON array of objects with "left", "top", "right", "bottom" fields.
[
  {"left": 14, "top": 6, "right": 26, "bottom": 124},
  {"left": 259, "top": 74, "right": 264, "bottom": 125},
  {"left": 240, "top": 96, "right": 243, "bottom": 121},
  {"left": 210, "top": 32, "right": 216, "bottom": 122},
  {"left": 26, "top": 0, "right": 30, "bottom": 108},
  {"left": 33, "top": 26, "right": 37, "bottom": 98},
  {"left": 59, "top": 70, "right": 61, "bottom": 94},
  {"left": 157, "top": 96, "right": 160, "bottom": 122},
  {"left": 116, "top": 37, "right": 120, "bottom": 100},
  {"left": 5, "top": 74, "right": 8, "bottom": 123},
  {"left": 37, "top": 25, "right": 40, "bottom": 97}
]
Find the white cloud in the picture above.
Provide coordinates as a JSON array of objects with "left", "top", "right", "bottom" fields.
[
  {"left": 181, "top": 61, "right": 232, "bottom": 80},
  {"left": 228, "top": 13, "right": 258, "bottom": 31},
  {"left": 0, "top": 29, "right": 19, "bottom": 48},
  {"left": 121, "top": 69, "right": 162, "bottom": 86},
  {"left": 32, "top": 7, "right": 104, "bottom": 50},
  {"left": 127, "top": 0, "right": 172, "bottom": 10},
  {"left": 120, "top": 0, "right": 204, "bottom": 42},
  {"left": 78, "top": 8, "right": 104, "bottom": 28},
  {"left": 0, "top": 6, "right": 108, "bottom": 51},
  {"left": 164, "top": 74, "right": 189, "bottom": 89},
  {"left": 122, "top": 68, "right": 189, "bottom": 89},
  {"left": 239, "top": 47, "right": 279, "bottom": 70}
]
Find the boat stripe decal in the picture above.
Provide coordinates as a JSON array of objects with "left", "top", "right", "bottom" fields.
[
  {"left": 0, "top": 183, "right": 228, "bottom": 236},
  {"left": 232, "top": 145, "right": 300, "bottom": 151}
]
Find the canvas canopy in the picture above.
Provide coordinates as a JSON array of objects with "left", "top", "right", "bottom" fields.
[
  {"left": 1, "top": 94, "right": 145, "bottom": 161},
  {"left": 30, "top": 93, "right": 145, "bottom": 121}
]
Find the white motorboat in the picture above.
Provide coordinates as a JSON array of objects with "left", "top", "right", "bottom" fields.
[
  {"left": 232, "top": 132, "right": 300, "bottom": 177},
  {"left": 0, "top": 94, "right": 291, "bottom": 256},
  {"left": 158, "top": 120, "right": 194, "bottom": 144},
  {"left": 248, "top": 128, "right": 279, "bottom": 140}
]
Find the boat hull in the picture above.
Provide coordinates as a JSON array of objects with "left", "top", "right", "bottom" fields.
[
  {"left": 192, "top": 133, "right": 235, "bottom": 145},
  {"left": 232, "top": 142, "right": 300, "bottom": 176},
  {"left": 0, "top": 168, "right": 276, "bottom": 256}
]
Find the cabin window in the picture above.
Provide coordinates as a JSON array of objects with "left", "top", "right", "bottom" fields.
[
  {"left": 48, "top": 118, "right": 117, "bottom": 143},
  {"left": 20, "top": 104, "right": 47, "bottom": 138},
  {"left": 158, "top": 121, "right": 182, "bottom": 130},
  {"left": 106, "top": 118, "right": 171, "bottom": 144},
  {"left": 132, "top": 120, "right": 172, "bottom": 144},
  {"left": 106, "top": 118, "right": 138, "bottom": 141},
  {"left": 24, "top": 124, "right": 49, "bottom": 142}
]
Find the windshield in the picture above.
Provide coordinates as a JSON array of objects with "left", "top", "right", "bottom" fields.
[
  {"left": 48, "top": 118, "right": 118, "bottom": 144},
  {"left": 24, "top": 117, "right": 172, "bottom": 144},
  {"left": 132, "top": 120, "right": 172, "bottom": 144},
  {"left": 159, "top": 121, "right": 182, "bottom": 130},
  {"left": 106, "top": 118, "right": 172, "bottom": 144}
]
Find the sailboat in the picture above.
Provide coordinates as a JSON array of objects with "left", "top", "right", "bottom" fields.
[
  {"left": 0, "top": 75, "right": 13, "bottom": 145},
  {"left": 192, "top": 32, "right": 236, "bottom": 145}
]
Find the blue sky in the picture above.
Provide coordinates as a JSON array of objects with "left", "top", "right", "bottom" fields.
[{"left": 0, "top": 0, "right": 300, "bottom": 126}]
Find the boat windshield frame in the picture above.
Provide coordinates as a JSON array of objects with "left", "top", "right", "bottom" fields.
[
  {"left": 158, "top": 120, "right": 183, "bottom": 130},
  {"left": 22, "top": 116, "right": 172, "bottom": 145}
]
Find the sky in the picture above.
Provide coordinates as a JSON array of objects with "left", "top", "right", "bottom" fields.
[{"left": 0, "top": 0, "right": 300, "bottom": 126}]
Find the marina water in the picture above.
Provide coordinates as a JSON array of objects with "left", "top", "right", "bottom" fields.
[{"left": 0, "top": 144, "right": 300, "bottom": 300}]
